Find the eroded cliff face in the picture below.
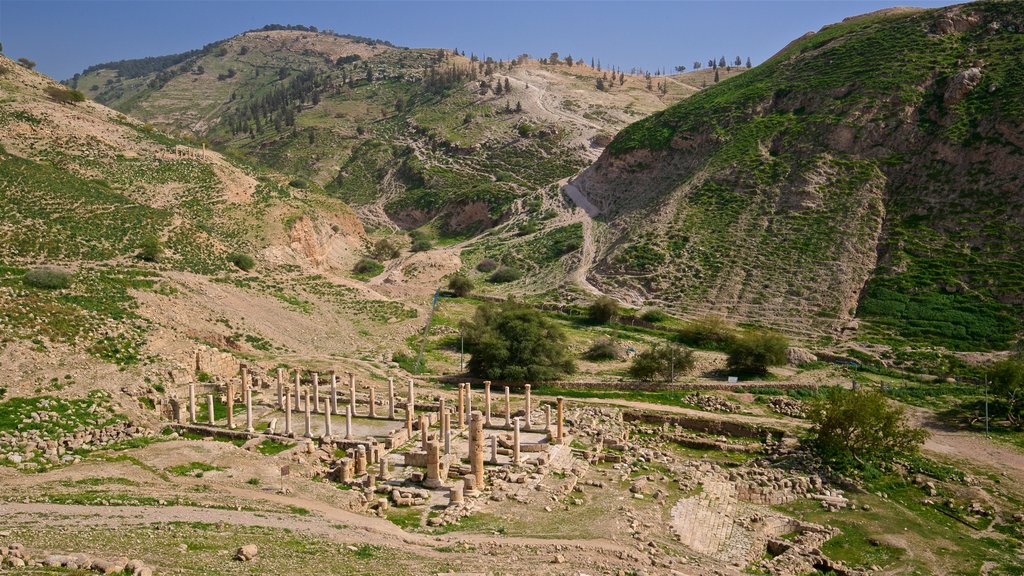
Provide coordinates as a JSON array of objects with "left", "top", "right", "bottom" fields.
[{"left": 572, "top": 3, "right": 1024, "bottom": 347}]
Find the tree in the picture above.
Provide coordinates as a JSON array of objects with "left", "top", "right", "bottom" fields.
[
  {"left": 448, "top": 274, "right": 474, "bottom": 297},
  {"left": 628, "top": 343, "right": 694, "bottom": 382},
  {"left": 734, "top": 56, "right": 742, "bottom": 66},
  {"left": 515, "top": 100, "right": 522, "bottom": 113},
  {"left": 726, "top": 331, "right": 788, "bottom": 375},
  {"left": 719, "top": 56, "right": 727, "bottom": 68},
  {"left": 138, "top": 235, "right": 163, "bottom": 262},
  {"left": 596, "top": 77, "right": 606, "bottom": 91},
  {"left": 588, "top": 296, "right": 620, "bottom": 324},
  {"left": 746, "top": 56, "right": 752, "bottom": 68},
  {"left": 549, "top": 52, "right": 559, "bottom": 64},
  {"left": 227, "top": 253, "right": 255, "bottom": 271},
  {"left": 714, "top": 69, "right": 720, "bottom": 83},
  {"left": 44, "top": 85, "right": 85, "bottom": 104},
  {"left": 585, "top": 337, "right": 622, "bottom": 361},
  {"left": 989, "top": 358, "right": 1024, "bottom": 427},
  {"left": 674, "top": 65, "right": 686, "bottom": 73},
  {"left": 370, "top": 238, "right": 401, "bottom": 260},
  {"left": 463, "top": 300, "right": 575, "bottom": 381},
  {"left": 488, "top": 266, "right": 522, "bottom": 283},
  {"left": 17, "top": 57, "right": 36, "bottom": 70},
  {"left": 805, "top": 388, "right": 928, "bottom": 467},
  {"left": 693, "top": 61, "right": 701, "bottom": 70}
]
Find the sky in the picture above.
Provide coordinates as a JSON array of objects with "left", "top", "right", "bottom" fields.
[{"left": 1, "top": 0, "right": 962, "bottom": 81}]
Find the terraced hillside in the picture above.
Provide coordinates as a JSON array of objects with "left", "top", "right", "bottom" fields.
[
  {"left": 573, "top": 2, "right": 1024, "bottom": 352},
  {"left": 72, "top": 26, "right": 742, "bottom": 236}
]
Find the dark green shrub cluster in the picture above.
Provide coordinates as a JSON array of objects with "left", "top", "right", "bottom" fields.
[
  {"left": 584, "top": 337, "right": 621, "bottom": 361},
  {"left": 676, "top": 315, "right": 737, "bottom": 350},
  {"left": 588, "top": 296, "right": 620, "bottom": 324},
  {"left": 409, "top": 229, "right": 433, "bottom": 252},
  {"left": 726, "top": 331, "right": 789, "bottom": 376},
  {"left": 353, "top": 257, "right": 383, "bottom": 278},
  {"left": 488, "top": 266, "right": 522, "bottom": 283},
  {"left": 463, "top": 300, "right": 575, "bottom": 381},
  {"left": 640, "top": 309, "right": 669, "bottom": 323},
  {"left": 227, "top": 253, "right": 255, "bottom": 271},
  {"left": 476, "top": 258, "right": 498, "bottom": 272},
  {"left": 628, "top": 343, "right": 694, "bottom": 382},
  {"left": 370, "top": 238, "right": 401, "bottom": 260},
  {"left": 44, "top": 85, "right": 86, "bottom": 104},
  {"left": 138, "top": 235, "right": 163, "bottom": 262},
  {"left": 23, "top": 267, "right": 72, "bottom": 289},
  {"left": 447, "top": 273, "right": 473, "bottom": 297}
]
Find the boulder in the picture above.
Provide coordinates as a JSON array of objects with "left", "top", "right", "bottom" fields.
[
  {"left": 235, "top": 544, "right": 258, "bottom": 562},
  {"left": 944, "top": 67, "right": 982, "bottom": 105}
]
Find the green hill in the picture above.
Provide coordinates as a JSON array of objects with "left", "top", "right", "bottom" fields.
[{"left": 574, "top": 2, "right": 1024, "bottom": 354}]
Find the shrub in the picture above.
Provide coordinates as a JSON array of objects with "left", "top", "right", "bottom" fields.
[
  {"left": 17, "top": 57, "right": 36, "bottom": 69},
  {"left": 628, "top": 343, "right": 694, "bottom": 382},
  {"left": 23, "top": 267, "right": 72, "bottom": 290},
  {"left": 44, "top": 85, "right": 86, "bottom": 104},
  {"left": 448, "top": 274, "right": 474, "bottom": 297},
  {"left": 463, "top": 300, "right": 575, "bottom": 381},
  {"left": 588, "top": 296, "right": 620, "bottom": 324},
  {"left": 805, "top": 388, "right": 928, "bottom": 467},
  {"left": 410, "top": 238, "right": 432, "bottom": 252},
  {"left": 227, "top": 253, "right": 255, "bottom": 271},
  {"left": 640, "top": 309, "right": 669, "bottom": 323},
  {"left": 476, "top": 258, "right": 498, "bottom": 273},
  {"left": 677, "top": 315, "right": 737, "bottom": 349},
  {"left": 488, "top": 266, "right": 522, "bottom": 283},
  {"left": 988, "top": 358, "right": 1024, "bottom": 427},
  {"left": 726, "top": 331, "right": 789, "bottom": 376},
  {"left": 370, "top": 238, "right": 401, "bottom": 260},
  {"left": 288, "top": 178, "right": 308, "bottom": 188},
  {"left": 138, "top": 235, "right": 164, "bottom": 262},
  {"left": 585, "top": 337, "right": 621, "bottom": 361},
  {"left": 353, "top": 257, "right": 383, "bottom": 277}
]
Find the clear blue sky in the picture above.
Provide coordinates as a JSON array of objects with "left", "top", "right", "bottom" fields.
[{"left": 2, "top": 0, "right": 962, "bottom": 81}]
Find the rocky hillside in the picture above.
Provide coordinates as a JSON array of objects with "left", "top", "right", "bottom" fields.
[
  {"left": 71, "top": 27, "right": 738, "bottom": 236},
  {"left": 573, "top": 2, "right": 1024, "bottom": 351}
]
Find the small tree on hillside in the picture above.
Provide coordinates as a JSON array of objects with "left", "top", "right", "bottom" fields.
[
  {"left": 805, "top": 388, "right": 928, "bottom": 467},
  {"left": 588, "top": 296, "right": 620, "bottom": 324},
  {"left": 448, "top": 273, "right": 474, "bottom": 297},
  {"left": 371, "top": 238, "right": 401, "bottom": 260},
  {"left": 17, "top": 57, "right": 36, "bottom": 69},
  {"left": 463, "top": 300, "right": 575, "bottom": 381},
  {"left": 726, "top": 331, "right": 788, "bottom": 375},
  {"left": 989, "top": 358, "right": 1024, "bottom": 427},
  {"left": 629, "top": 343, "right": 694, "bottom": 382},
  {"left": 138, "top": 235, "right": 163, "bottom": 262}
]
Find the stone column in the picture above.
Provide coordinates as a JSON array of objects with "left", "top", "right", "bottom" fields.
[
  {"left": 449, "top": 482, "right": 464, "bottom": 505},
  {"left": 245, "top": 386, "right": 254, "bottom": 433},
  {"left": 504, "top": 386, "right": 511, "bottom": 428},
  {"left": 490, "top": 434, "right": 498, "bottom": 464},
  {"left": 556, "top": 397, "right": 565, "bottom": 444},
  {"left": 379, "top": 456, "right": 390, "bottom": 480},
  {"left": 349, "top": 375, "right": 357, "bottom": 417},
  {"left": 188, "top": 382, "right": 196, "bottom": 423},
  {"left": 226, "top": 383, "right": 235, "bottom": 429},
  {"left": 407, "top": 379, "right": 415, "bottom": 417},
  {"left": 442, "top": 411, "right": 451, "bottom": 455},
  {"left": 469, "top": 411, "right": 485, "bottom": 491},
  {"left": 405, "top": 408, "right": 413, "bottom": 438},
  {"left": 484, "top": 381, "right": 492, "bottom": 427},
  {"left": 544, "top": 404, "right": 551, "bottom": 433},
  {"left": 324, "top": 401, "right": 333, "bottom": 438},
  {"left": 513, "top": 417, "right": 521, "bottom": 464},
  {"left": 456, "top": 383, "right": 465, "bottom": 429},
  {"left": 387, "top": 377, "right": 396, "bottom": 419},
  {"left": 424, "top": 440, "right": 442, "bottom": 488},
  {"left": 207, "top": 394, "right": 215, "bottom": 424},
  {"left": 345, "top": 405, "right": 353, "bottom": 440},
  {"left": 312, "top": 372, "right": 320, "bottom": 413},
  {"left": 419, "top": 414, "right": 428, "bottom": 451},
  {"left": 276, "top": 368, "right": 284, "bottom": 408},
  {"left": 303, "top": 389, "right": 312, "bottom": 438},
  {"left": 463, "top": 474, "right": 479, "bottom": 497},
  {"left": 294, "top": 372, "right": 302, "bottom": 412},
  {"left": 438, "top": 398, "right": 446, "bottom": 422},
  {"left": 356, "top": 445, "right": 367, "bottom": 476},
  {"left": 465, "top": 384, "right": 472, "bottom": 428},
  {"left": 524, "top": 384, "right": 532, "bottom": 428},
  {"left": 368, "top": 385, "right": 376, "bottom": 418},
  {"left": 284, "top": 388, "right": 293, "bottom": 436},
  {"left": 331, "top": 371, "right": 339, "bottom": 415}
]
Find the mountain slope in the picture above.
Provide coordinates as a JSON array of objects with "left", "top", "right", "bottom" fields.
[{"left": 572, "top": 2, "right": 1024, "bottom": 352}]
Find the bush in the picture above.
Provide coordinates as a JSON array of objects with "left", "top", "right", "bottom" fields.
[
  {"left": 138, "top": 235, "right": 164, "bottom": 262},
  {"left": 227, "top": 253, "right": 255, "bottom": 271},
  {"left": 288, "top": 178, "right": 308, "bottom": 188},
  {"left": 370, "top": 238, "right": 401, "bottom": 260},
  {"left": 410, "top": 238, "right": 433, "bottom": 252},
  {"left": 640, "top": 309, "right": 669, "bottom": 323},
  {"left": 988, "top": 357, "right": 1024, "bottom": 427},
  {"left": 353, "top": 257, "right": 383, "bottom": 276},
  {"left": 44, "top": 85, "right": 86, "bottom": 104},
  {"left": 448, "top": 274, "right": 474, "bottom": 297},
  {"left": 726, "top": 331, "right": 789, "bottom": 376},
  {"left": 23, "top": 267, "right": 71, "bottom": 290},
  {"left": 585, "top": 337, "right": 621, "bottom": 361},
  {"left": 805, "top": 388, "right": 928, "bottom": 467},
  {"left": 463, "top": 300, "right": 575, "bottom": 381},
  {"left": 677, "top": 315, "right": 736, "bottom": 349},
  {"left": 628, "top": 343, "right": 694, "bottom": 382},
  {"left": 588, "top": 296, "right": 620, "bottom": 324},
  {"left": 476, "top": 258, "right": 498, "bottom": 273},
  {"left": 488, "top": 266, "right": 522, "bottom": 283}
]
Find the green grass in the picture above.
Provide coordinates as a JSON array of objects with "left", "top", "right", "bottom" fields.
[
  {"left": 256, "top": 439, "right": 294, "bottom": 456},
  {"left": 166, "top": 462, "right": 223, "bottom": 476}
]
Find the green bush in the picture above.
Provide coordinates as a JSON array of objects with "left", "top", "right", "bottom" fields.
[
  {"left": 463, "top": 300, "right": 575, "bottom": 381},
  {"left": 370, "top": 238, "right": 401, "bottom": 260},
  {"left": 227, "top": 253, "right": 255, "bottom": 271},
  {"left": 448, "top": 274, "right": 474, "bottom": 297},
  {"left": 353, "top": 257, "right": 383, "bottom": 277},
  {"left": 585, "top": 337, "right": 621, "bottom": 361},
  {"left": 410, "top": 238, "right": 433, "bottom": 252},
  {"left": 588, "top": 296, "right": 620, "bottom": 324},
  {"left": 726, "top": 331, "right": 789, "bottom": 376},
  {"left": 138, "top": 235, "right": 164, "bottom": 262},
  {"left": 44, "top": 85, "right": 85, "bottom": 104},
  {"left": 988, "top": 357, "right": 1024, "bottom": 427},
  {"left": 640, "top": 309, "right": 669, "bottom": 323},
  {"left": 23, "top": 267, "right": 72, "bottom": 290},
  {"left": 677, "top": 315, "right": 737, "bottom": 349},
  {"left": 628, "top": 343, "right": 694, "bottom": 382},
  {"left": 476, "top": 258, "right": 498, "bottom": 273},
  {"left": 488, "top": 266, "right": 522, "bottom": 283}
]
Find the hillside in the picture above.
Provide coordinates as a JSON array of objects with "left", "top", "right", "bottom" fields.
[
  {"left": 0, "top": 54, "right": 429, "bottom": 389},
  {"left": 71, "top": 28, "right": 735, "bottom": 237},
  {"left": 572, "top": 2, "right": 1024, "bottom": 355}
]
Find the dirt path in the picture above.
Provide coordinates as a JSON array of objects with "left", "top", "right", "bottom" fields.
[{"left": 905, "top": 405, "right": 1024, "bottom": 487}]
